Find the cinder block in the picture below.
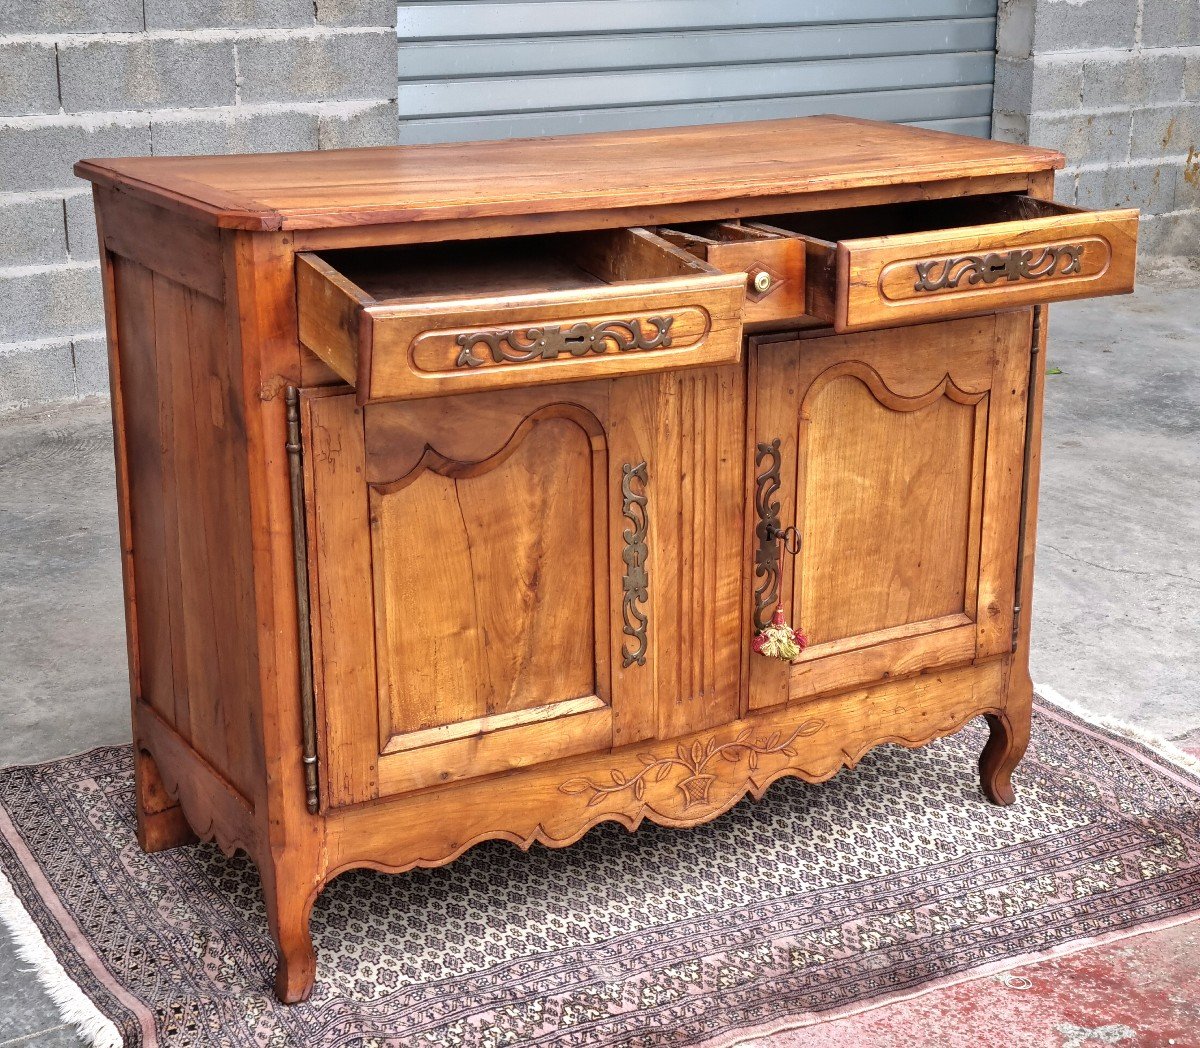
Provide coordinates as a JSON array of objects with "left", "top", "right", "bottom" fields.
[
  {"left": 0, "top": 118, "right": 150, "bottom": 194},
  {"left": 1136, "top": 209, "right": 1200, "bottom": 256},
  {"left": 1130, "top": 104, "right": 1200, "bottom": 159},
  {"left": 1028, "top": 111, "right": 1132, "bottom": 165},
  {"left": 314, "top": 0, "right": 395, "bottom": 27},
  {"left": 1185, "top": 56, "right": 1200, "bottom": 101},
  {"left": 64, "top": 193, "right": 98, "bottom": 260},
  {"left": 993, "top": 57, "right": 1033, "bottom": 114},
  {"left": 0, "top": 340, "right": 77, "bottom": 410},
  {"left": 1172, "top": 154, "right": 1200, "bottom": 211},
  {"left": 151, "top": 108, "right": 319, "bottom": 156},
  {"left": 58, "top": 38, "right": 235, "bottom": 114},
  {"left": 237, "top": 31, "right": 395, "bottom": 104},
  {"left": 144, "top": 0, "right": 313, "bottom": 29},
  {"left": 996, "top": 55, "right": 1086, "bottom": 115},
  {"left": 1140, "top": 0, "right": 1200, "bottom": 49},
  {"left": 1031, "top": 56, "right": 1085, "bottom": 110},
  {"left": 0, "top": 43, "right": 60, "bottom": 117},
  {"left": 318, "top": 101, "right": 399, "bottom": 148},
  {"left": 995, "top": 0, "right": 1036, "bottom": 59},
  {"left": 71, "top": 335, "right": 110, "bottom": 398},
  {"left": 1053, "top": 168, "right": 1079, "bottom": 205},
  {"left": 1083, "top": 53, "right": 1185, "bottom": 109},
  {"left": 0, "top": 264, "right": 104, "bottom": 344},
  {"left": 1030, "top": 0, "right": 1138, "bottom": 53},
  {"left": 0, "top": 197, "right": 68, "bottom": 267},
  {"left": 1, "top": 0, "right": 142, "bottom": 33},
  {"left": 1076, "top": 161, "right": 1178, "bottom": 214},
  {"left": 991, "top": 111, "right": 1030, "bottom": 145}
]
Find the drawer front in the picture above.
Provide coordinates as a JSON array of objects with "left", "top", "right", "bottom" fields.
[
  {"left": 704, "top": 237, "right": 807, "bottom": 327},
  {"left": 834, "top": 206, "right": 1138, "bottom": 332},
  {"left": 365, "top": 276, "right": 744, "bottom": 401}
]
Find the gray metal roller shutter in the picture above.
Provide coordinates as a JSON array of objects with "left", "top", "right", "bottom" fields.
[{"left": 396, "top": 0, "right": 998, "bottom": 145}]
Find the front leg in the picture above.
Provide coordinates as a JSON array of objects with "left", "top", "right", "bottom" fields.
[
  {"left": 979, "top": 704, "right": 1032, "bottom": 807},
  {"left": 259, "top": 855, "right": 321, "bottom": 1003}
]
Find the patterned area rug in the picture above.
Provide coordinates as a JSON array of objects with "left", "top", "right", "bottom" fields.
[{"left": 1, "top": 696, "right": 1198, "bottom": 1048}]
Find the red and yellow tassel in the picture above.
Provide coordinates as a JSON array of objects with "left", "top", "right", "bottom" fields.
[{"left": 752, "top": 606, "right": 808, "bottom": 662}]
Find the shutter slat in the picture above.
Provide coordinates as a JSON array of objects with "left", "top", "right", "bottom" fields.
[
  {"left": 397, "top": 83, "right": 996, "bottom": 144},
  {"left": 400, "top": 0, "right": 999, "bottom": 38},
  {"left": 398, "top": 52, "right": 995, "bottom": 117},
  {"left": 398, "top": 20, "right": 997, "bottom": 79}
]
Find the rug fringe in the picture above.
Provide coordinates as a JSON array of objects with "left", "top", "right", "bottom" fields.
[
  {"left": 0, "top": 864, "right": 122, "bottom": 1048},
  {"left": 1034, "top": 682, "right": 1200, "bottom": 776}
]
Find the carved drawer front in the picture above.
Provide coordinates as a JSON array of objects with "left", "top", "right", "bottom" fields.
[
  {"left": 299, "top": 371, "right": 746, "bottom": 808},
  {"left": 296, "top": 227, "right": 745, "bottom": 404},
  {"left": 747, "top": 312, "right": 1032, "bottom": 711},
  {"left": 751, "top": 195, "right": 1138, "bottom": 333}
]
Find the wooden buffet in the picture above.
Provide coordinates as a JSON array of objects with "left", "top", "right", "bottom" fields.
[{"left": 75, "top": 116, "right": 1138, "bottom": 1003}]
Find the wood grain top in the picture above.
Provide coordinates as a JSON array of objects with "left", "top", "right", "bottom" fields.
[{"left": 75, "top": 116, "right": 1064, "bottom": 232}]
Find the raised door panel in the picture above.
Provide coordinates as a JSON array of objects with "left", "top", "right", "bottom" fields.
[
  {"left": 370, "top": 409, "right": 606, "bottom": 752},
  {"left": 305, "top": 369, "right": 745, "bottom": 807},
  {"left": 801, "top": 364, "right": 986, "bottom": 644},
  {"left": 749, "top": 311, "right": 1030, "bottom": 710}
]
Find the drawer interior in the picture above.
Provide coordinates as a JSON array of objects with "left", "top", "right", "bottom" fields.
[
  {"left": 655, "top": 220, "right": 782, "bottom": 253},
  {"left": 312, "top": 226, "right": 719, "bottom": 306},
  {"left": 750, "top": 193, "right": 1075, "bottom": 246}
]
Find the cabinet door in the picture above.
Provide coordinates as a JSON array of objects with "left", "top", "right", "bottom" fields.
[
  {"left": 748, "top": 311, "right": 1031, "bottom": 710},
  {"left": 302, "top": 370, "right": 745, "bottom": 807}
]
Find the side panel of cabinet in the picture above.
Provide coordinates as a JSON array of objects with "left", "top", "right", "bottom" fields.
[
  {"left": 305, "top": 369, "right": 745, "bottom": 807},
  {"left": 748, "top": 311, "right": 1030, "bottom": 710}
]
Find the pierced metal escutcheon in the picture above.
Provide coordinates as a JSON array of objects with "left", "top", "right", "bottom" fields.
[
  {"left": 913, "top": 244, "right": 1084, "bottom": 294},
  {"left": 620, "top": 461, "right": 649, "bottom": 668},
  {"left": 753, "top": 439, "right": 784, "bottom": 633},
  {"left": 456, "top": 316, "right": 675, "bottom": 369}
]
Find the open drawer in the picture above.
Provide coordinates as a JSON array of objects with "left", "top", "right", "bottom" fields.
[
  {"left": 750, "top": 194, "right": 1139, "bottom": 333},
  {"left": 297, "top": 227, "right": 746, "bottom": 403},
  {"left": 653, "top": 221, "right": 807, "bottom": 327}
]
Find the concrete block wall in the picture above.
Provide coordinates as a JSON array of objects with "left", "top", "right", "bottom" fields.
[
  {"left": 0, "top": 1, "right": 399, "bottom": 412},
  {"left": 994, "top": 0, "right": 1200, "bottom": 256}
]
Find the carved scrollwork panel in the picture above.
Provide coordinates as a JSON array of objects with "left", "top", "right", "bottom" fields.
[{"left": 559, "top": 718, "right": 825, "bottom": 815}]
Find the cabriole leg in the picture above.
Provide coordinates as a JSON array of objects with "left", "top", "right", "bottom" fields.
[
  {"left": 979, "top": 701, "right": 1032, "bottom": 807},
  {"left": 260, "top": 858, "right": 320, "bottom": 1004}
]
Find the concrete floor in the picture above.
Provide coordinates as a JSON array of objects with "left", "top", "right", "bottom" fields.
[{"left": 0, "top": 265, "right": 1196, "bottom": 1045}]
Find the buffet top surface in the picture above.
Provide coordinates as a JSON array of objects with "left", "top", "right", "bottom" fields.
[{"left": 74, "top": 115, "right": 1064, "bottom": 233}]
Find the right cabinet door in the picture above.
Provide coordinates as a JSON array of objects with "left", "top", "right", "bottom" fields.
[{"left": 748, "top": 310, "right": 1032, "bottom": 710}]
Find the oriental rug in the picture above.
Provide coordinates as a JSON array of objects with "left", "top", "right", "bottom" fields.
[{"left": 1, "top": 691, "right": 1198, "bottom": 1048}]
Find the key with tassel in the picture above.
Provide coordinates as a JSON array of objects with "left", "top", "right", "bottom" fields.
[{"left": 752, "top": 524, "right": 807, "bottom": 662}]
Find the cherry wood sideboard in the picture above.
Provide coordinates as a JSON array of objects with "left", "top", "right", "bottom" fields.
[{"left": 75, "top": 116, "right": 1138, "bottom": 1003}]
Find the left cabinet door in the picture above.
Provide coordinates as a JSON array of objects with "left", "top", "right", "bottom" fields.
[{"left": 300, "top": 371, "right": 746, "bottom": 807}]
